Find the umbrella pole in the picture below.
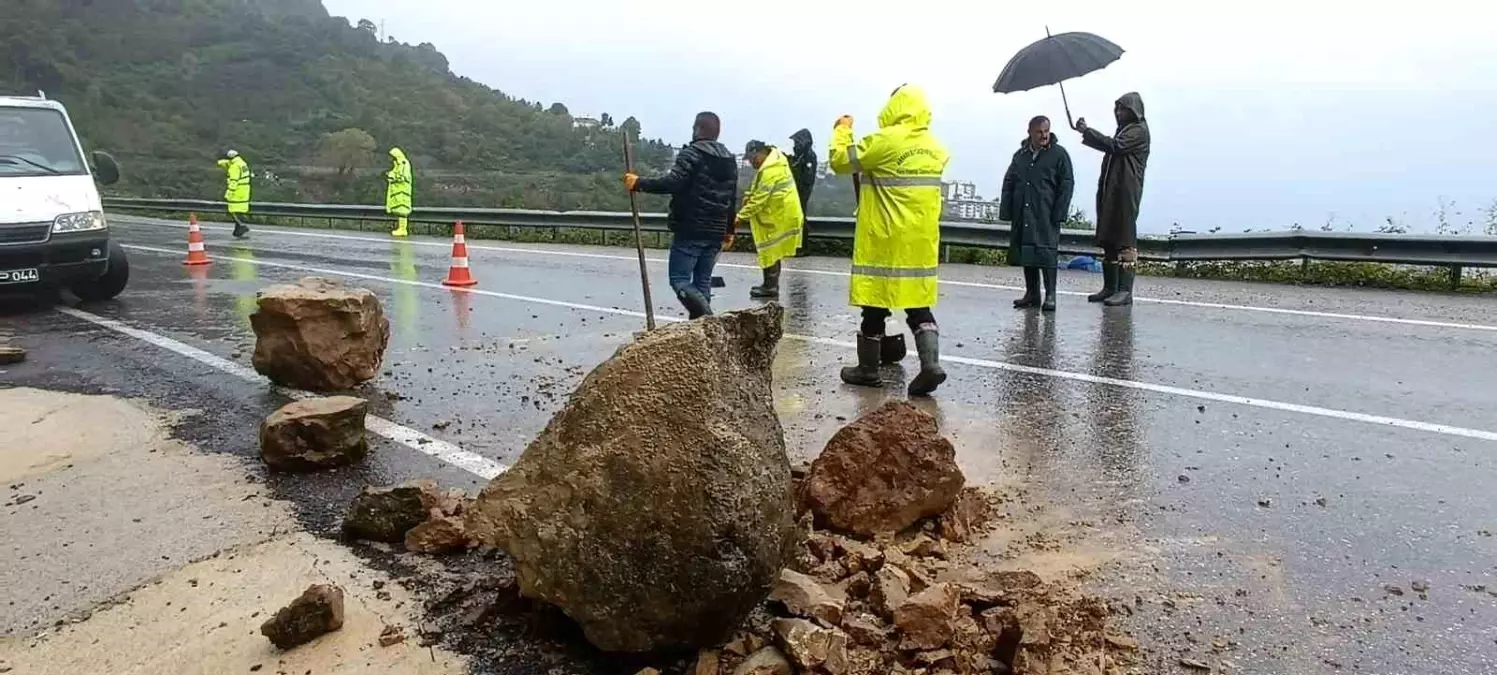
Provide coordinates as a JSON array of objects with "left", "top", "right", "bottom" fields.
[
  {"left": 1058, "top": 80, "right": 1076, "bottom": 129},
  {"left": 622, "top": 133, "right": 657, "bottom": 331}
]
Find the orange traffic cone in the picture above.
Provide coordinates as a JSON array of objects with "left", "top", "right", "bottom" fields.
[
  {"left": 183, "top": 213, "right": 212, "bottom": 266},
  {"left": 441, "top": 221, "right": 478, "bottom": 287}
]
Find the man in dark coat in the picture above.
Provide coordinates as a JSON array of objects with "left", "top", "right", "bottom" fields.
[
  {"left": 1000, "top": 115, "right": 1074, "bottom": 312},
  {"left": 1077, "top": 92, "right": 1150, "bottom": 306},
  {"left": 625, "top": 111, "right": 739, "bottom": 318},
  {"left": 787, "top": 128, "right": 817, "bottom": 240}
]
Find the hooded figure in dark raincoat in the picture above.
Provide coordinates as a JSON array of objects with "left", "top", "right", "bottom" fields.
[
  {"left": 1000, "top": 115, "right": 1074, "bottom": 311},
  {"left": 788, "top": 128, "right": 817, "bottom": 238},
  {"left": 1078, "top": 92, "right": 1150, "bottom": 306}
]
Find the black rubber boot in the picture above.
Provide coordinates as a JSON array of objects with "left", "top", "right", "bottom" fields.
[
  {"left": 677, "top": 288, "right": 714, "bottom": 319},
  {"left": 1104, "top": 267, "right": 1134, "bottom": 306},
  {"left": 839, "top": 334, "right": 884, "bottom": 387},
  {"left": 1041, "top": 267, "right": 1057, "bottom": 312},
  {"left": 749, "top": 262, "right": 780, "bottom": 298},
  {"left": 880, "top": 334, "right": 907, "bottom": 364},
  {"left": 1013, "top": 267, "right": 1040, "bottom": 308},
  {"left": 1088, "top": 262, "right": 1117, "bottom": 302},
  {"left": 907, "top": 324, "right": 947, "bottom": 397},
  {"left": 231, "top": 220, "right": 249, "bottom": 238}
]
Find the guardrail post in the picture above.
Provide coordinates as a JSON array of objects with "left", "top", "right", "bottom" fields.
[
  {"left": 1449, "top": 265, "right": 1463, "bottom": 289},
  {"left": 942, "top": 244, "right": 950, "bottom": 263}
]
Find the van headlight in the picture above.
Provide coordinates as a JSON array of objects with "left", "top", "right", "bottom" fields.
[{"left": 53, "top": 211, "right": 107, "bottom": 233}]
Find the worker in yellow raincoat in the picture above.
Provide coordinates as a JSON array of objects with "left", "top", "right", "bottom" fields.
[
  {"left": 386, "top": 147, "right": 413, "bottom": 237},
  {"left": 216, "top": 150, "right": 251, "bottom": 238},
  {"left": 735, "top": 140, "right": 803, "bottom": 299},
  {"left": 828, "top": 84, "right": 950, "bottom": 396}
]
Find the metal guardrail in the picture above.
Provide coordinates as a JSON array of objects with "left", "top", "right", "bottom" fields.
[{"left": 103, "top": 197, "right": 1497, "bottom": 276}]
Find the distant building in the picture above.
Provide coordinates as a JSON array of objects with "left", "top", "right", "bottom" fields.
[
  {"left": 572, "top": 117, "right": 601, "bottom": 130},
  {"left": 941, "top": 181, "right": 999, "bottom": 222}
]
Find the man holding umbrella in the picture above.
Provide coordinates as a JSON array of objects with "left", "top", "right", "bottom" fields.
[
  {"left": 1076, "top": 92, "right": 1150, "bottom": 306},
  {"left": 829, "top": 84, "right": 950, "bottom": 397}
]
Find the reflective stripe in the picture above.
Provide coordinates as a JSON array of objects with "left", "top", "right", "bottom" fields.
[
  {"left": 867, "top": 176, "right": 943, "bottom": 188},
  {"left": 757, "top": 227, "right": 801, "bottom": 249},
  {"left": 850, "top": 264, "right": 940, "bottom": 278},
  {"left": 847, "top": 145, "right": 863, "bottom": 173}
]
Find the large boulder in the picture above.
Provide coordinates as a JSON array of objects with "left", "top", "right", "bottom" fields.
[
  {"left": 803, "top": 401, "right": 965, "bottom": 537},
  {"left": 250, "top": 277, "right": 390, "bottom": 391},
  {"left": 259, "top": 396, "right": 369, "bottom": 472},
  {"left": 465, "top": 305, "right": 797, "bottom": 652}
]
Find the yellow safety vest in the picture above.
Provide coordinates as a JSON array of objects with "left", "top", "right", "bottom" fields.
[
  {"left": 385, "top": 148, "right": 413, "bottom": 217},
  {"left": 829, "top": 85, "right": 949, "bottom": 309},
  {"left": 218, "top": 156, "right": 251, "bottom": 215},
  {"left": 739, "top": 147, "right": 804, "bottom": 269}
]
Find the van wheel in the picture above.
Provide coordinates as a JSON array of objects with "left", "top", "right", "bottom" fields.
[{"left": 71, "top": 242, "right": 130, "bottom": 302}]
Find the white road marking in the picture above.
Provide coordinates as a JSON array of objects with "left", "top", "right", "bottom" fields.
[
  {"left": 119, "top": 217, "right": 1497, "bottom": 333},
  {"left": 57, "top": 306, "right": 508, "bottom": 479},
  {"left": 121, "top": 244, "right": 1497, "bottom": 443}
]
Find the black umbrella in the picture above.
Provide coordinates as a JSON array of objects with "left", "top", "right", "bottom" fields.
[{"left": 993, "top": 29, "right": 1125, "bottom": 129}]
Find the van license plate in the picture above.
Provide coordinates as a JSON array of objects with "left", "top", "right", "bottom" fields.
[{"left": 0, "top": 268, "right": 40, "bottom": 284}]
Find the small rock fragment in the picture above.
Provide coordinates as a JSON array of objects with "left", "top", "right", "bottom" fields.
[
  {"left": 405, "top": 513, "right": 473, "bottom": 554},
  {"left": 693, "top": 649, "right": 721, "bottom": 675},
  {"left": 1382, "top": 584, "right": 1405, "bottom": 597},
  {"left": 731, "top": 646, "right": 793, "bottom": 675},
  {"left": 1178, "top": 474, "right": 1191, "bottom": 483},
  {"left": 634, "top": 669, "right": 661, "bottom": 675},
  {"left": 772, "top": 619, "right": 846, "bottom": 671},
  {"left": 260, "top": 584, "right": 344, "bottom": 649},
  {"left": 1105, "top": 634, "right": 1140, "bottom": 650},
  {"left": 1180, "top": 657, "right": 1212, "bottom": 671},
  {"left": 343, "top": 481, "right": 439, "bottom": 543},
  {"left": 378, "top": 624, "right": 406, "bottom": 647},
  {"left": 770, "top": 569, "right": 845, "bottom": 625},
  {"left": 938, "top": 488, "right": 992, "bottom": 543},
  {"left": 259, "top": 397, "right": 369, "bottom": 472},
  {"left": 841, "top": 612, "right": 890, "bottom": 646},
  {"left": 1314, "top": 497, "right": 1328, "bottom": 507},
  {"left": 870, "top": 564, "right": 912, "bottom": 618},
  {"left": 1411, "top": 580, "right": 1430, "bottom": 593},
  {"left": 1257, "top": 498, "right": 1272, "bottom": 508},
  {"left": 893, "top": 583, "right": 960, "bottom": 650}
]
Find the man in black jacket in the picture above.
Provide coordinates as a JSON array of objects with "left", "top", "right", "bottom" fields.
[
  {"left": 625, "top": 112, "right": 739, "bottom": 318},
  {"left": 1000, "top": 115, "right": 1074, "bottom": 312},
  {"left": 788, "top": 128, "right": 817, "bottom": 230}
]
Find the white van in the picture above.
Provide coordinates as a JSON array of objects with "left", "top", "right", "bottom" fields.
[{"left": 0, "top": 93, "right": 128, "bottom": 300}]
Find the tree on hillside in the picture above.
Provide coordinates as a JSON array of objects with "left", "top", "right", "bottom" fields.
[
  {"left": 315, "top": 128, "right": 377, "bottom": 177},
  {"left": 548, "top": 102, "right": 570, "bottom": 117},
  {"left": 620, "top": 116, "right": 641, "bottom": 140},
  {"left": 601, "top": 113, "right": 615, "bottom": 128},
  {"left": 356, "top": 18, "right": 377, "bottom": 35}
]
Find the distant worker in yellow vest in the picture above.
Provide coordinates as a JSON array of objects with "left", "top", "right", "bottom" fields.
[
  {"left": 386, "top": 147, "right": 413, "bottom": 237},
  {"left": 828, "top": 84, "right": 950, "bottom": 396},
  {"left": 216, "top": 150, "right": 251, "bottom": 238},
  {"left": 736, "top": 140, "right": 803, "bottom": 299}
]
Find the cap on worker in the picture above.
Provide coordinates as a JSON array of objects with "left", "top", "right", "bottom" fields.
[
  {"left": 743, "top": 140, "right": 768, "bottom": 156},
  {"left": 225, "top": 149, "right": 239, "bottom": 158}
]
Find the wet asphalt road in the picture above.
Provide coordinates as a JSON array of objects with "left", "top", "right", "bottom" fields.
[{"left": 4, "top": 214, "right": 1496, "bottom": 674}]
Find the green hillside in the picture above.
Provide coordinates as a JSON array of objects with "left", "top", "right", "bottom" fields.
[{"left": 1, "top": 0, "right": 680, "bottom": 211}]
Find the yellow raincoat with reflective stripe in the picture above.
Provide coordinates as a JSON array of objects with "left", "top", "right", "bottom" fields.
[
  {"left": 385, "top": 147, "right": 413, "bottom": 217},
  {"left": 829, "top": 85, "right": 948, "bottom": 309},
  {"left": 739, "top": 147, "right": 804, "bottom": 269},
  {"left": 217, "top": 156, "right": 251, "bottom": 214}
]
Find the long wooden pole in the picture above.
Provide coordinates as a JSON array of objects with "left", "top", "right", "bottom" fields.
[{"left": 622, "top": 133, "right": 657, "bottom": 330}]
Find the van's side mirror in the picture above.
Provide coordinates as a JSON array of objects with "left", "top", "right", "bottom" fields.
[{"left": 92, "top": 151, "right": 120, "bottom": 186}]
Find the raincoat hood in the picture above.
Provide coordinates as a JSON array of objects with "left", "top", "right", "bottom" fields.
[
  {"left": 389, "top": 147, "right": 406, "bottom": 160},
  {"left": 878, "top": 84, "right": 933, "bottom": 130},
  {"left": 791, "top": 128, "right": 813, "bottom": 153},
  {"left": 1116, "top": 92, "right": 1145, "bottom": 123}
]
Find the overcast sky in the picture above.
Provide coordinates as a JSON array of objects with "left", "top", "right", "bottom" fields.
[{"left": 324, "top": 0, "right": 1497, "bottom": 234}]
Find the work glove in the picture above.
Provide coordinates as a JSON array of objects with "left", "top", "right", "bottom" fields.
[
  {"left": 623, "top": 172, "right": 640, "bottom": 191},
  {"left": 835, "top": 115, "right": 854, "bottom": 129}
]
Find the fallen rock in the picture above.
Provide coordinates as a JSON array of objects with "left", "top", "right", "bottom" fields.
[
  {"left": 731, "top": 646, "right": 793, "bottom": 675},
  {"left": 0, "top": 346, "right": 25, "bottom": 365},
  {"left": 465, "top": 306, "right": 798, "bottom": 651},
  {"left": 343, "top": 481, "right": 439, "bottom": 543},
  {"left": 893, "top": 583, "right": 960, "bottom": 650},
  {"left": 437, "top": 488, "right": 471, "bottom": 517},
  {"left": 842, "top": 612, "right": 890, "bottom": 646},
  {"left": 694, "top": 649, "right": 721, "bottom": 675},
  {"left": 377, "top": 624, "right": 406, "bottom": 647},
  {"left": 258, "top": 396, "right": 369, "bottom": 472},
  {"left": 771, "top": 569, "right": 845, "bottom": 625},
  {"left": 870, "top": 564, "right": 912, "bottom": 618},
  {"left": 405, "top": 512, "right": 473, "bottom": 554},
  {"left": 802, "top": 401, "right": 965, "bottom": 536},
  {"left": 260, "top": 584, "right": 344, "bottom": 649},
  {"left": 771, "top": 619, "right": 848, "bottom": 672},
  {"left": 250, "top": 276, "right": 390, "bottom": 391},
  {"left": 634, "top": 670, "right": 661, "bottom": 675},
  {"left": 938, "top": 488, "right": 994, "bottom": 543}
]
